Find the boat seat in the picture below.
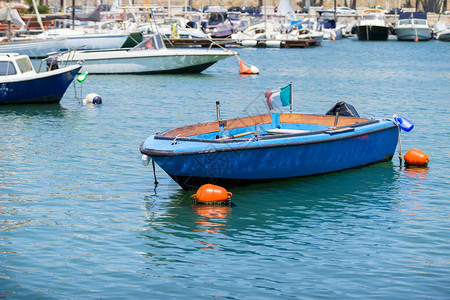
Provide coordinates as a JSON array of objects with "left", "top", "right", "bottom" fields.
[{"left": 266, "top": 128, "right": 310, "bottom": 135}]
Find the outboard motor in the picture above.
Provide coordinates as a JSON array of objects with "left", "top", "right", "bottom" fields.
[
  {"left": 46, "top": 57, "right": 59, "bottom": 71},
  {"left": 325, "top": 101, "right": 360, "bottom": 118}
]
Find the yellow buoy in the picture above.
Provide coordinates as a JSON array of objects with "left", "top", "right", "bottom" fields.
[
  {"left": 404, "top": 148, "right": 430, "bottom": 167},
  {"left": 191, "top": 184, "right": 232, "bottom": 204}
]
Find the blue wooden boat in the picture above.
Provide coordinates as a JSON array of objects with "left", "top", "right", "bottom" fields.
[
  {"left": 0, "top": 53, "right": 81, "bottom": 104},
  {"left": 140, "top": 109, "right": 399, "bottom": 190}
]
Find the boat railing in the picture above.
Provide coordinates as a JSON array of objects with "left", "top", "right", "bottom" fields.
[{"left": 37, "top": 46, "right": 85, "bottom": 73}]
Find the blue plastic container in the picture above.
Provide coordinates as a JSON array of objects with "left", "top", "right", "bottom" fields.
[{"left": 394, "top": 115, "right": 414, "bottom": 132}]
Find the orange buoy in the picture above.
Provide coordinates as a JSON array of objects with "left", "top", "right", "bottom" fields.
[
  {"left": 239, "top": 60, "right": 252, "bottom": 74},
  {"left": 404, "top": 148, "right": 430, "bottom": 167},
  {"left": 414, "top": 36, "right": 419, "bottom": 42},
  {"left": 192, "top": 184, "right": 232, "bottom": 204}
]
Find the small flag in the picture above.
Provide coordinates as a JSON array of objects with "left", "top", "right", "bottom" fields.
[
  {"left": 77, "top": 72, "right": 88, "bottom": 83},
  {"left": 265, "top": 84, "right": 291, "bottom": 110}
]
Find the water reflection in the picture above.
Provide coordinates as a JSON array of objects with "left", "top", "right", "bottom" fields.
[
  {"left": 0, "top": 103, "right": 67, "bottom": 118},
  {"left": 193, "top": 205, "right": 231, "bottom": 234},
  {"left": 141, "top": 163, "right": 401, "bottom": 253},
  {"left": 404, "top": 167, "right": 429, "bottom": 179},
  {"left": 192, "top": 204, "right": 232, "bottom": 250}
]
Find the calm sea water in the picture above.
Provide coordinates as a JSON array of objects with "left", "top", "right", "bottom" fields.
[{"left": 1, "top": 39, "right": 449, "bottom": 299}]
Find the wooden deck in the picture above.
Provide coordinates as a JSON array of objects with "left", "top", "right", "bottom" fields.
[{"left": 164, "top": 38, "right": 319, "bottom": 48}]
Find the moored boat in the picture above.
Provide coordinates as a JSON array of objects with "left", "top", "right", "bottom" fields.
[
  {"left": 433, "top": 21, "right": 450, "bottom": 41},
  {"left": 57, "top": 34, "right": 233, "bottom": 74},
  {"left": 395, "top": 12, "right": 432, "bottom": 41},
  {"left": 0, "top": 53, "right": 81, "bottom": 104},
  {"left": 356, "top": 9, "right": 390, "bottom": 41},
  {"left": 140, "top": 102, "right": 399, "bottom": 189}
]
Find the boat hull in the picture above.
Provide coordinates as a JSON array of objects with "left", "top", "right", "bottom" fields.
[
  {"left": 60, "top": 50, "right": 233, "bottom": 74},
  {"left": 0, "top": 38, "right": 67, "bottom": 58},
  {"left": 141, "top": 117, "right": 398, "bottom": 189},
  {"left": 64, "top": 34, "right": 130, "bottom": 50},
  {"left": 396, "top": 27, "right": 431, "bottom": 41},
  {"left": 436, "top": 31, "right": 450, "bottom": 41},
  {"left": 0, "top": 65, "right": 81, "bottom": 104},
  {"left": 356, "top": 25, "right": 389, "bottom": 41}
]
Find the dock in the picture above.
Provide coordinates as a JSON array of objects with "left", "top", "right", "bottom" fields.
[{"left": 164, "top": 38, "right": 319, "bottom": 48}]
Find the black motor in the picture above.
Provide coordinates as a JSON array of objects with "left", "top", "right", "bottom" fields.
[
  {"left": 46, "top": 57, "right": 59, "bottom": 71},
  {"left": 325, "top": 101, "right": 360, "bottom": 118}
]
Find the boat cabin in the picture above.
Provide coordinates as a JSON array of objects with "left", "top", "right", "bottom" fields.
[
  {"left": 0, "top": 53, "right": 37, "bottom": 78},
  {"left": 360, "top": 9, "right": 386, "bottom": 26},
  {"left": 397, "top": 12, "right": 428, "bottom": 26}
]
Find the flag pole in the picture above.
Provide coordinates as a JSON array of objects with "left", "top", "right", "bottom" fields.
[{"left": 289, "top": 81, "right": 293, "bottom": 113}]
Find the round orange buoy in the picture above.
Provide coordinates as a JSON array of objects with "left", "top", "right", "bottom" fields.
[
  {"left": 414, "top": 36, "right": 419, "bottom": 42},
  {"left": 404, "top": 148, "right": 430, "bottom": 167},
  {"left": 192, "top": 184, "right": 232, "bottom": 204}
]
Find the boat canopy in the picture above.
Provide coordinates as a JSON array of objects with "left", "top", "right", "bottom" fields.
[
  {"left": 130, "top": 34, "right": 166, "bottom": 51},
  {"left": 399, "top": 12, "right": 427, "bottom": 19},
  {"left": 0, "top": 53, "right": 35, "bottom": 76}
]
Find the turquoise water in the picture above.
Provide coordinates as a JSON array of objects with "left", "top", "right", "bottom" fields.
[{"left": 1, "top": 39, "right": 449, "bottom": 298}]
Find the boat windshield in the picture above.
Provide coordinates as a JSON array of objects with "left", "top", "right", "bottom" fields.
[
  {"left": 208, "top": 12, "right": 228, "bottom": 25},
  {"left": 16, "top": 57, "right": 34, "bottom": 73},
  {"left": 414, "top": 19, "right": 427, "bottom": 25},
  {"left": 399, "top": 19, "right": 412, "bottom": 25},
  {"left": 131, "top": 34, "right": 166, "bottom": 51},
  {"left": 0, "top": 61, "right": 17, "bottom": 76},
  {"left": 362, "top": 14, "right": 384, "bottom": 21}
]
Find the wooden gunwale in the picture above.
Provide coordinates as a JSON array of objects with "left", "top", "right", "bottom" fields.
[{"left": 160, "top": 113, "right": 369, "bottom": 137}]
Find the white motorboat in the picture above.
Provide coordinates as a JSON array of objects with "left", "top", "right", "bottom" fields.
[
  {"left": 0, "top": 4, "right": 67, "bottom": 58},
  {"left": 433, "top": 21, "right": 450, "bottom": 41},
  {"left": 395, "top": 12, "right": 432, "bottom": 41},
  {"left": 356, "top": 9, "right": 390, "bottom": 41},
  {"left": 33, "top": 28, "right": 138, "bottom": 51},
  {"left": 57, "top": 34, "right": 233, "bottom": 74},
  {"left": 0, "top": 38, "right": 67, "bottom": 59},
  {"left": 205, "top": 8, "right": 233, "bottom": 38},
  {"left": 317, "top": 12, "right": 344, "bottom": 40}
]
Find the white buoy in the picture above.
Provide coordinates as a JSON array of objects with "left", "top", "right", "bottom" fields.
[
  {"left": 83, "top": 93, "right": 102, "bottom": 105},
  {"left": 241, "top": 40, "right": 258, "bottom": 47},
  {"left": 141, "top": 154, "right": 150, "bottom": 166},
  {"left": 250, "top": 65, "right": 260, "bottom": 74},
  {"left": 265, "top": 40, "right": 281, "bottom": 48}
]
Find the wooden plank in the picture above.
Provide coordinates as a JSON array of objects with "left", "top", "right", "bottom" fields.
[
  {"left": 279, "top": 114, "right": 369, "bottom": 126},
  {"left": 161, "top": 114, "right": 271, "bottom": 137},
  {"left": 224, "top": 114, "right": 271, "bottom": 130},
  {"left": 161, "top": 121, "right": 220, "bottom": 137}
]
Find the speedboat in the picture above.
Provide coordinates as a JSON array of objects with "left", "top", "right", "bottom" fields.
[
  {"left": 205, "top": 9, "right": 233, "bottom": 38},
  {"left": 0, "top": 53, "right": 81, "bottom": 104},
  {"left": 140, "top": 100, "right": 399, "bottom": 189},
  {"left": 433, "top": 21, "right": 450, "bottom": 41},
  {"left": 57, "top": 34, "right": 233, "bottom": 74},
  {"left": 317, "top": 11, "right": 344, "bottom": 40},
  {"left": 356, "top": 9, "right": 390, "bottom": 41},
  {"left": 395, "top": 12, "right": 432, "bottom": 41}
]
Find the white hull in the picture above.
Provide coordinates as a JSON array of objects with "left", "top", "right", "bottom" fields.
[
  {"left": 396, "top": 27, "right": 431, "bottom": 41},
  {"left": 35, "top": 29, "right": 133, "bottom": 50},
  {"left": 64, "top": 34, "right": 130, "bottom": 50},
  {"left": 59, "top": 49, "right": 233, "bottom": 74},
  {"left": 436, "top": 30, "right": 450, "bottom": 41},
  {"left": 322, "top": 27, "right": 344, "bottom": 40},
  {"left": 0, "top": 38, "right": 67, "bottom": 58}
]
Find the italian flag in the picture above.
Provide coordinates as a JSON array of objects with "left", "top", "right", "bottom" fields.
[{"left": 265, "top": 84, "right": 291, "bottom": 110}]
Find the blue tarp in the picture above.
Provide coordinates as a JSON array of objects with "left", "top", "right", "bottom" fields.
[{"left": 399, "top": 12, "right": 427, "bottom": 20}]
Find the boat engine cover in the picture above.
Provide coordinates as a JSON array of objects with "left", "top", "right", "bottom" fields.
[{"left": 325, "top": 101, "right": 360, "bottom": 118}]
